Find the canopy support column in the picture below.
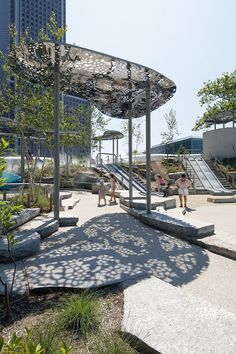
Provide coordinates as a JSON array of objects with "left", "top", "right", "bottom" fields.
[
  {"left": 20, "top": 133, "right": 25, "bottom": 182},
  {"left": 116, "top": 137, "right": 119, "bottom": 163},
  {"left": 53, "top": 44, "right": 61, "bottom": 221},
  {"left": 99, "top": 139, "right": 102, "bottom": 165},
  {"left": 127, "top": 63, "right": 133, "bottom": 206},
  {"left": 146, "top": 74, "right": 151, "bottom": 214},
  {"left": 112, "top": 136, "right": 115, "bottom": 163}
]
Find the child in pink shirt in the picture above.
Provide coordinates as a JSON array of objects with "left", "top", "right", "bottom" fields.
[{"left": 175, "top": 173, "right": 192, "bottom": 208}]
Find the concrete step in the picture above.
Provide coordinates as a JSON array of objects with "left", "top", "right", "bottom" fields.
[
  {"left": 128, "top": 208, "right": 214, "bottom": 239},
  {"left": 207, "top": 196, "right": 236, "bottom": 203},
  {"left": 18, "top": 215, "right": 59, "bottom": 239},
  {"left": 119, "top": 191, "right": 176, "bottom": 211},
  {"left": 8, "top": 208, "right": 40, "bottom": 232},
  {"left": 122, "top": 277, "right": 236, "bottom": 354}
]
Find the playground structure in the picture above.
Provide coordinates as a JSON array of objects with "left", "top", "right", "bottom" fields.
[{"left": 93, "top": 130, "right": 124, "bottom": 165}]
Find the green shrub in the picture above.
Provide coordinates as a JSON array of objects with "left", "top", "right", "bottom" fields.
[
  {"left": 31, "top": 323, "right": 63, "bottom": 354},
  {"left": 57, "top": 291, "right": 100, "bottom": 335},
  {"left": 89, "top": 332, "right": 140, "bottom": 354},
  {"left": 0, "top": 328, "right": 72, "bottom": 354}
]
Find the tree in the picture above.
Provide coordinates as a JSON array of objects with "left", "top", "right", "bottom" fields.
[
  {"left": 193, "top": 70, "right": 236, "bottom": 131},
  {"left": 0, "top": 138, "right": 22, "bottom": 319},
  {"left": 161, "top": 109, "right": 179, "bottom": 157},
  {"left": 120, "top": 118, "right": 144, "bottom": 154}
]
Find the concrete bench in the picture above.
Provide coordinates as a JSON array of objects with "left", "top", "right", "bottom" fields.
[
  {"left": 127, "top": 208, "right": 214, "bottom": 239},
  {"left": 0, "top": 230, "right": 40, "bottom": 262}
]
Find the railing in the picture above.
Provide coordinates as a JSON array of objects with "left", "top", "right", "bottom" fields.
[{"left": 213, "top": 158, "right": 235, "bottom": 186}]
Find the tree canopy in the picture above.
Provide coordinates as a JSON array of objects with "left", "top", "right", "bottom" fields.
[{"left": 193, "top": 70, "right": 236, "bottom": 131}]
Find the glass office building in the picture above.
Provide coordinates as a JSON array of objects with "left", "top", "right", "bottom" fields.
[
  {"left": 151, "top": 136, "right": 203, "bottom": 155},
  {"left": 0, "top": 0, "right": 91, "bottom": 158}
]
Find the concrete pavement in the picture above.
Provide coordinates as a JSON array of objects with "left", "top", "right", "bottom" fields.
[{"left": 1, "top": 191, "right": 236, "bottom": 353}]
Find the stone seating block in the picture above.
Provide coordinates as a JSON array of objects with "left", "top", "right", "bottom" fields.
[
  {"left": 59, "top": 217, "right": 79, "bottom": 227},
  {"left": 0, "top": 231, "right": 40, "bottom": 262}
]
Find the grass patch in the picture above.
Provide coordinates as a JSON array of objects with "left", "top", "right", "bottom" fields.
[
  {"left": 89, "top": 332, "right": 140, "bottom": 354},
  {"left": 31, "top": 322, "right": 64, "bottom": 354},
  {"left": 57, "top": 291, "right": 100, "bottom": 336}
]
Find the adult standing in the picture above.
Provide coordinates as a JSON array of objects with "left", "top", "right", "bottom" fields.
[{"left": 175, "top": 173, "right": 192, "bottom": 208}]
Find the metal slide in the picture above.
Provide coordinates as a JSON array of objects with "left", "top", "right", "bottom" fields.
[
  {"left": 102, "top": 164, "right": 147, "bottom": 194},
  {"left": 186, "top": 155, "right": 233, "bottom": 195}
]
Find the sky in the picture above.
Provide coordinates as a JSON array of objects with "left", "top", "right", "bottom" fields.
[{"left": 66, "top": 0, "right": 236, "bottom": 156}]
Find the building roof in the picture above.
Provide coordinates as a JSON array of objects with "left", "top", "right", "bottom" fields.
[{"left": 152, "top": 135, "right": 202, "bottom": 148}]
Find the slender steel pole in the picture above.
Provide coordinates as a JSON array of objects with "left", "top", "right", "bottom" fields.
[
  {"left": 127, "top": 63, "right": 133, "bottom": 206},
  {"left": 146, "top": 74, "right": 151, "bottom": 214},
  {"left": 54, "top": 44, "right": 61, "bottom": 221},
  {"left": 20, "top": 133, "right": 25, "bottom": 182},
  {"left": 112, "top": 136, "right": 115, "bottom": 163},
  {"left": 116, "top": 137, "right": 119, "bottom": 163},
  {"left": 99, "top": 139, "right": 102, "bottom": 165}
]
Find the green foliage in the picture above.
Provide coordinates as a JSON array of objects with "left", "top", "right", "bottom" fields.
[
  {"left": 57, "top": 291, "right": 100, "bottom": 335},
  {"left": 0, "top": 201, "right": 22, "bottom": 235},
  {"left": 0, "top": 14, "right": 92, "bottom": 154},
  {"left": 89, "top": 332, "right": 139, "bottom": 354},
  {"left": 0, "top": 328, "right": 73, "bottom": 354},
  {"left": 120, "top": 118, "right": 144, "bottom": 150},
  {"left": 193, "top": 70, "right": 236, "bottom": 131},
  {"left": 221, "top": 158, "right": 236, "bottom": 172},
  {"left": 0, "top": 138, "right": 9, "bottom": 186},
  {"left": 161, "top": 109, "right": 179, "bottom": 144},
  {"left": 31, "top": 323, "right": 69, "bottom": 354},
  {"left": 177, "top": 144, "right": 187, "bottom": 155}
]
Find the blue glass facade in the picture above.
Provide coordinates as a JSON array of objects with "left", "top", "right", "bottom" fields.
[
  {"left": 0, "top": 0, "right": 91, "bottom": 158},
  {"left": 151, "top": 137, "right": 203, "bottom": 154}
]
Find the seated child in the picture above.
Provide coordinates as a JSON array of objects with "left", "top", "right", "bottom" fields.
[{"left": 163, "top": 182, "right": 172, "bottom": 197}]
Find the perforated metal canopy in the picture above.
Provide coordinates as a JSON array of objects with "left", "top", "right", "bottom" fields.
[
  {"left": 205, "top": 109, "right": 236, "bottom": 125},
  {"left": 93, "top": 130, "right": 124, "bottom": 141},
  {"left": 9, "top": 41, "right": 176, "bottom": 119}
]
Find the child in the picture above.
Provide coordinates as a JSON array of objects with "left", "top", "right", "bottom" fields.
[
  {"left": 98, "top": 179, "right": 107, "bottom": 207},
  {"left": 163, "top": 181, "right": 171, "bottom": 198},
  {"left": 175, "top": 173, "right": 192, "bottom": 208},
  {"left": 109, "top": 173, "right": 117, "bottom": 203},
  {"left": 155, "top": 174, "right": 165, "bottom": 192}
]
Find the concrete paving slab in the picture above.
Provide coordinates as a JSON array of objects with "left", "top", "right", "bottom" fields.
[
  {"left": 0, "top": 211, "right": 210, "bottom": 295},
  {"left": 207, "top": 196, "right": 236, "bottom": 203},
  {"left": 1, "top": 192, "right": 236, "bottom": 316},
  {"left": 122, "top": 277, "right": 236, "bottom": 354}
]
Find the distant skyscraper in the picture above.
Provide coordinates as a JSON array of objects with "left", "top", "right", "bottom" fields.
[{"left": 0, "top": 0, "right": 91, "bottom": 158}]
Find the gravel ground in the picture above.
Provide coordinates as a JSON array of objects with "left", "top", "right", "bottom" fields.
[{"left": 0, "top": 286, "right": 124, "bottom": 348}]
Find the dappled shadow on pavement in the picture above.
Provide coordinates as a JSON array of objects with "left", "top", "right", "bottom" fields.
[{"left": 1, "top": 212, "right": 209, "bottom": 293}]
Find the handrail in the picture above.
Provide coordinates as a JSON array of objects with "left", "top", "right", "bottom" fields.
[{"left": 182, "top": 155, "right": 204, "bottom": 188}]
